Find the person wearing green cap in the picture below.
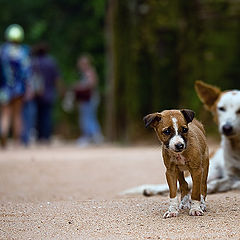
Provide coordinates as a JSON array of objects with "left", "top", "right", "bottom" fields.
[{"left": 0, "top": 24, "right": 31, "bottom": 147}]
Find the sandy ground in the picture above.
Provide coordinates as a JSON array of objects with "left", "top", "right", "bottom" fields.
[{"left": 0, "top": 143, "right": 240, "bottom": 239}]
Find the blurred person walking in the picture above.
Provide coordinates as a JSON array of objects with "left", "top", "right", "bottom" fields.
[
  {"left": 21, "top": 71, "right": 36, "bottom": 146},
  {"left": 31, "top": 42, "right": 60, "bottom": 143},
  {"left": 74, "top": 54, "right": 103, "bottom": 146},
  {"left": 0, "top": 24, "right": 30, "bottom": 147}
]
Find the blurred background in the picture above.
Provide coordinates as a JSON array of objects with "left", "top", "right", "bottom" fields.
[{"left": 1, "top": 0, "right": 240, "bottom": 145}]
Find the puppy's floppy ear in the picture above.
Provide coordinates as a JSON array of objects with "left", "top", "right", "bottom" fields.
[
  {"left": 143, "top": 113, "right": 161, "bottom": 128},
  {"left": 181, "top": 109, "right": 195, "bottom": 124},
  {"left": 195, "top": 80, "right": 221, "bottom": 110}
]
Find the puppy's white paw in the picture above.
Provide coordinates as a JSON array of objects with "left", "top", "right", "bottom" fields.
[
  {"left": 179, "top": 195, "right": 191, "bottom": 210},
  {"left": 200, "top": 195, "right": 206, "bottom": 212},
  {"left": 200, "top": 203, "right": 206, "bottom": 212},
  {"left": 189, "top": 208, "right": 203, "bottom": 216},
  {"left": 163, "top": 210, "right": 179, "bottom": 218},
  {"left": 164, "top": 196, "right": 179, "bottom": 218},
  {"left": 189, "top": 200, "right": 204, "bottom": 216}
]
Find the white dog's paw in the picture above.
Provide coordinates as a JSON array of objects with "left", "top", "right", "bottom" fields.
[
  {"left": 200, "top": 195, "right": 206, "bottom": 212},
  {"left": 163, "top": 210, "right": 179, "bottom": 218},
  {"left": 189, "top": 200, "right": 204, "bottom": 216},
  {"left": 179, "top": 195, "right": 191, "bottom": 210}
]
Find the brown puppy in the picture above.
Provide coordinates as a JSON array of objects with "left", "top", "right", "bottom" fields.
[{"left": 144, "top": 109, "right": 209, "bottom": 218}]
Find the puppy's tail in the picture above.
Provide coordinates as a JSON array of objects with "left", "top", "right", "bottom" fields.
[{"left": 119, "top": 184, "right": 169, "bottom": 196}]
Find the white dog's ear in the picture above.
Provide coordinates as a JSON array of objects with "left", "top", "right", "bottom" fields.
[
  {"left": 143, "top": 113, "right": 161, "bottom": 128},
  {"left": 181, "top": 109, "right": 195, "bottom": 124},
  {"left": 195, "top": 80, "right": 221, "bottom": 110}
]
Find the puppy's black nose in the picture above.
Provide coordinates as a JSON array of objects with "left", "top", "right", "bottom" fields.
[
  {"left": 175, "top": 143, "right": 184, "bottom": 151},
  {"left": 222, "top": 124, "right": 233, "bottom": 136}
]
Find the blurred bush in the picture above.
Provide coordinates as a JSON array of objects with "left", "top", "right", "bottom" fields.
[
  {"left": 1, "top": 0, "right": 240, "bottom": 141},
  {"left": 105, "top": 0, "right": 240, "bottom": 141}
]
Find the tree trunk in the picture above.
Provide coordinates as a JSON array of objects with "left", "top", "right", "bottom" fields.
[{"left": 105, "top": 0, "right": 117, "bottom": 141}]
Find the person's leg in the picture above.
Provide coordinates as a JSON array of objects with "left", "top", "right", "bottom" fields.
[
  {"left": 21, "top": 101, "right": 30, "bottom": 145},
  {"left": 88, "top": 97, "right": 103, "bottom": 143},
  {"left": 77, "top": 102, "right": 92, "bottom": 145},
  {"left": 0, "top": 103, "right": 12, "bottom": 147},
  {"left": 36, "top": 100, "right": 46, "bottom": 141},
  {"left": 21, "top": 100, "right": 37, "bottom": 145},
  {"left": 42, "top": 103, "right": 52, "bottom": 140},
  {"left": 36, "top": 100, "right": 52, "bottom": 142},
  {"left": 79, "top": 102, "right": 92, "bottom": 137},
  {"left": 12, "top": 97, "right": 23, "bottom": 144},
  {"left": 28, "top": 100, "right": 37, "bottom": 142},
  {"left": 36, "top": 101, "right": 41, "bottom": 140}
]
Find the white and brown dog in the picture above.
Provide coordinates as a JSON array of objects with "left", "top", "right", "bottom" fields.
[
  {"left": 143, "top": 109, "right": 209, "bottom": 218},
  {"left": 194, "top": 81, "right": 240, "bottom": 192},
  {"left": 122, "top": 81, "right": 240, "bottom": 197}
]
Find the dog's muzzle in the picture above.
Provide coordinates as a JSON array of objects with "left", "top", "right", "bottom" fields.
[
  {"left": 175, "top": 143, "right": 185, "bottom": 152},
  {"left": 222, "top": 123, "right": 234, "bottom": 136},
  {"left": 169, "top": 135, "right": 186, "bottom": 152}
]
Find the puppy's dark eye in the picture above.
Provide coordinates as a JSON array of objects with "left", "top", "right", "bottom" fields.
[
  {"left": 163, "top": 129, "right": 171, "bottom": 135},
  {"left": 236, "top": 109, "right": 240, "bottom": 114},
  {"left": 218, "top": 107, "right": 226, "bottom": 112},
  {"left": 182, "top": 127, "right": 188, "bottom": 133}
]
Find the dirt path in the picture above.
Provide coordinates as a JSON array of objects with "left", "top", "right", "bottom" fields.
[{"left": 0, "top": 144, "right": 239, "bottom": 239}]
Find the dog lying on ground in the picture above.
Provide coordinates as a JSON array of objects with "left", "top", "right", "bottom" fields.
[
  {"left": 122, "top": 81, "right": 240, "bottom": 196},
  {"left": 143, "top": 109, "right": 209, "bottom": 218}
]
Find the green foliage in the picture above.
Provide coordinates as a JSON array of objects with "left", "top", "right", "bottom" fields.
[{"left": 111, "top": 0, "right": 240, "bottom": 140}]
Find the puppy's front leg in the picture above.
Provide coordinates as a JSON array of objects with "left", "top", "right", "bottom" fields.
[
  {"left": 190, "top": 168, "right": 203, "bottom": 216},
  {"left": 163, "top": 169, "right": 179, "bottom": 218},
  {"left": 177, "top": 170, "right": 190, "bottom": 210}
]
